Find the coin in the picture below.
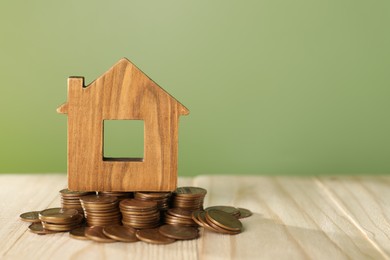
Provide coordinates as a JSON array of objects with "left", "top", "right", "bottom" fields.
[
  {"left": 42, "top": 222, "right": 81, "bottom": 232},
  {"left": 60, "top": 189, "right": 92, "bottom": 197},
  {"left": 119, "top": 199, "right": 158, "bottom": 210},
  {"left": 159, "top": 225, "right": 199, "bottom": 240},
  {"left": 164, "top": 208, "right": 198, "bottom": 226},
  {"left": 205, "top": 209, "right": 243, "bottom": 232},
  {"left": 191, "top": 210, "right": 205, "bottom": 227},
  {"left": 70, "top": 226, "right": 89, "bottom": 240},
  {"left": 136, "top": 228, "right": 175, "bottom": 244},
  {"left": 135, "top": 192, "right": 171, "bottom": 211},
  {"left": 168, "top": 208, "right": 193, "bottom": 219},
  {"left": 102, "top": 225, "right": 138, "bottom": 242},
  {"left": 85, "top": 226, "right": 116, "bottom": 243},
  {"left": 20, "top": 211, "right": 41, "bottom": 223},
  {"left": 28, "top": 222, "right": 54, "bottom": 235},
  {"left": 205, "top": 217, "right": 241, "bottom": 235},
  {"left": 174, "top": 187, "right": 207, "bottom": 197},
  {"left": 205, "top": 206, "right": 240, "bottom": 218},
  {"left": 39, "top": 208, "right": 80, "bottom": 224},
  {"left": 237, "top": 208, "right": 252, "bottom": 219},
  {"left": 80, "top": 195, "right": 118, "bottom": 204},
  {"left": 98, "top": 191, "right": 133, "bottom": 201},
  {"left": 197, "top": 211, "right": 218, "bottom": 232}
]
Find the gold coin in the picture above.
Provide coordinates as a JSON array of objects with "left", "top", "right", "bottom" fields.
[
  {"left": 237, "top": 208, "right": 252, "bottom": 219},
  {"left": 103, "top": 225, "right": 138, "bottom": 242},
  {"left": 70, "top": 226, "right": 89, "bottom": 240},
  {"left": 28, "top": 223, "right": 54, "bottom": 235},
  {"left": 85, "top": 226, "right": 116, "bottom": 243},
  {"left": 136, "top": 228, "right": 175, "bottom": 244},
  {"left": 20, "top": 211, "right": 41, "bottom": 223},
  {"left": 159, "top": 225, "right": 199, "bottom": 240},
  {"left": 205, "top": 209, "right": 243, "bottom": 232}
]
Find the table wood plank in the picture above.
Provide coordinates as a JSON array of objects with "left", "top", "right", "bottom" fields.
[
  {"left": 1, "top": 174, "right": 389, "bottom": 260},
  {"left": 194, "top": 175, "right": 387, "bottom": 260},
  {"left": 317, "top": 176, "right": 390, "bottom": 257}
]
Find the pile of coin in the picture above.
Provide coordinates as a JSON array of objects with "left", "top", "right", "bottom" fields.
[
  {"left": 134, "top": 192, "right": 171, "bottom": 211},
  {"left": 60, "top": 189, "right": 94, "bottom": 213},
  {"left": 120, "top": 199, "right": 160, "bottom": 229},
  {"left": 39, "top": 208, "right": 84, "bottom": 232},
  {"left": 192, "top": 207, "right": 252, "bottom": 235},
  {"left": 20, "top": 186, "right": 254, "bottom": 244},
  {"left": 171, "top": 187, "right": 207, "bottom": 211},
  {"left": 164, "top": 208, "right": 197, "bottom": 226},
  {"left": 80, "top": 195, "right": 121, "bottom": 227},
  {"left": 98, "top": 191, "right": 133, "bottom": 201}
]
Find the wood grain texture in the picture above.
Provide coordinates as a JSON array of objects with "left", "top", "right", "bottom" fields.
[
  {"left": 57, "top": 58, "right": 189, "bottom": 192},
  {"left": 1, "top": 174, "right": 390, "bottom": 260},
  {"left": 317, "top": 176, "right": 390, "bottom": 257}
]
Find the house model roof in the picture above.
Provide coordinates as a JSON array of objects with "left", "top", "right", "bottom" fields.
[{"left": 57, "top": 58, "right": 189, "bottom": 116}]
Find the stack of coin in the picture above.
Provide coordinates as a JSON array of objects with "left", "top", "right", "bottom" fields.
[
  {"left": 134, "top": 192, "right": 171, "bottom": 211},
  {"left": 80, "top": 195, "right": 121, "bottom": 227},
  {"left": 171, "top": 187, "right": 207, "bottom": 211},
  {"left": 120, "top": 199, "right": 160, "bottom": 229},
  {"left": 164, "top": 208, "right": 198, "bottom": 226},
  {"left": 98, "top": 191, "right": 133, "bottom": 201},
  {"left": 60, "top": 189, "right": 94, "bottom": 213},
  {"left": 192, "top": 209, "right": 243, "bottom": 235},
  {"left": 39, "top": 208, "right": 84, "bottom": 232}
]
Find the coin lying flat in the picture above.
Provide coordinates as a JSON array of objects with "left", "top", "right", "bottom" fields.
[
  {"left": 206, "top": 209, "right": 243, "bottom": 232},
  {"left": 60, "top": 189, "right": 92, "bottom": 197},
  {"left": 174, "top": 187, "right": 207, "bottom": 197},
  {"left": 136, "top": 228, "right": 175, "bottom": 244},
  {"left": 28, "top": 223, "right": 54, "bottom": 235},
  {"left": 20, "top": 211, "right": 41, "bottom": 223},
  {"left": 39, "top": 208, "right": 80, "bottom": 224},
  {"left": 70, "top": 226, "right": 89, "bottom": 240},
  {"left": 237, "top": 208, "right": 252, "bottom": 219},
  {"left": 205, "top": 206, "right": 240, "bottom": 218},
  {"left": 85, "top": 226, "right": 116, "bottom": 243},
  {"left": 103, "top": 225, "right": 138, "bottom": 242},
  {"left": 159, "top": 225, "right": 199, "bottom": 240}
]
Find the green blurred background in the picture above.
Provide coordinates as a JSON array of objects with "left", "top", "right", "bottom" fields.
[{"left": 0, "top": 0, "right": 389, "bottom": 176}]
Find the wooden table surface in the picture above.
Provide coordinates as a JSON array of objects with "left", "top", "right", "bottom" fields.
[{"left": 1, "top": 174, "right": 390, "bottom": 260}]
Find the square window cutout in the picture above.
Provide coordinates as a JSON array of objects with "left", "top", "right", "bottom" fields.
[{"left": 103, "top": 120, "right": 144, "bottom": 161}]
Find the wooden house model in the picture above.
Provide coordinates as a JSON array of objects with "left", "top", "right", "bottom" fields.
[{"left": 57, "top": 58, "right": 189, "bottom": 191}]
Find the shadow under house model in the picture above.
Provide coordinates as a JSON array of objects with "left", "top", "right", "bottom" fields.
[{"left": 57, "top": 58, "right": 189, "bottom": 192}]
